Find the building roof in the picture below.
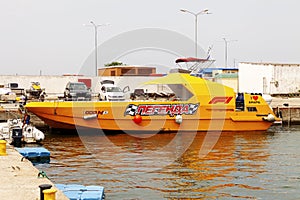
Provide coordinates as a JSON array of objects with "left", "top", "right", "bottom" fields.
[
  {"left": 201, "top": 67, "right": 238, "bottom": 74},
  {"left": 214, "top": 73, "right": 238, "bottom": 79},
  {"left": 99, "top": 65, "right": 155, "bottom": 70},
  {"left": 240, "top": 62, "right": 300, "bottom": 67}
]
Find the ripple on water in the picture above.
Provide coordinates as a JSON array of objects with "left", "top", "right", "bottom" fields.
[{"left": 35, "top": 127, "right": 300, "bottom": 199}]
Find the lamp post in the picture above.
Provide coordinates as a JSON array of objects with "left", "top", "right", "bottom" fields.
[
  {"left": 222, "top": 38, "right": 237, "bottom": 68},
  {"left": 86, "top": 21, "right": 109, "bottom": 76},
  {"left": 180, "top": 9, "right": 211, "bottom": 57}
]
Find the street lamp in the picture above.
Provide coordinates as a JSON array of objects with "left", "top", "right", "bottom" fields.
[
  {"left": 180, "top": 9, "right": 211, "bottom": 57},
  {"left": 223, "top": 38, "right": 237, "bottom": 68},
  {"left": 86, "top": 21, "right": 110, "bottom": 76}
]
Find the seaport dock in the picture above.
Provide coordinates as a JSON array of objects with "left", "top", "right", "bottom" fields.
[
  {"left": 270, "top": 97, "right": 300, "bottom": 125},
  {"left": 0, "top": 103, "right": 46, "bottom": 127},
  {"left": 0, "top": 142, "right": 69, "bottom": 200}
]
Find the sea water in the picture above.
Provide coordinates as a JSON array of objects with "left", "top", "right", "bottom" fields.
[{"left": 36, "top": 126, "right": 300, "bottom": 199}]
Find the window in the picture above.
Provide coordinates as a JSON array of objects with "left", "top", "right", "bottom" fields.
[
  {"left": 247, "top": 107, "right": 257, "bottom": 112},
  {"left": 167, "top": 84, "right": 193, "bottom": 101}
]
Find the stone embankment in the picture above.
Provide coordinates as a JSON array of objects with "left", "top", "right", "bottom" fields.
[
  {"left": 0, "top": 142, "right": 68, "bottom": 200},
  {"left": 270, "top": 97, "right": 300, "bottom": 125}
]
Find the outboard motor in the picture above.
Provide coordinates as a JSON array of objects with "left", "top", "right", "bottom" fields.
[
  {"left": 34, "top": 130, "right": 45, "bottom": 143},
  {"left": 11, "top": 128, "right": 23, "bottom": 147}
]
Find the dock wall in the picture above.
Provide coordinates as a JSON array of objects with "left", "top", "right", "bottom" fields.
[
  {"left": 0, "top": 143, "right": 68, "bottom": 199},
  {"left": 273, "top": 107, "right": 300, "bottom": 125}
]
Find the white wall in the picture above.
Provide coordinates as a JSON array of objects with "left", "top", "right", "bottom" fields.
[
  {"left": 0, "top": 75, "right": 76, "bottom": 94},
  {"left": 271, "top": 65, "right": 300, "bottom": 94},
  {"left": 238, "top": 63, "right": 273, "bottom": 94},
  {"left": 0, "top": 75, "right": 157, "bottom": 96},
  {"left": 239, "top": 62, "right": 300, "bottom": 95}
]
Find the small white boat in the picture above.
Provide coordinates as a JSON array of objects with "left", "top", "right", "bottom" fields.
[{"left": 0, "top": 118, "right": 45, "bottom": 144}]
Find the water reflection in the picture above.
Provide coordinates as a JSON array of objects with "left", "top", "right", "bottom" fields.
[
  {"left": 36, "top": 128, "right": 300, "bottom": 199},
  {"left": 162, "top": 132, "right": 270, "bottom": 199}
]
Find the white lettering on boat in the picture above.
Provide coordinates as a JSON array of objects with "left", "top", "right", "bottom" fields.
[
  {"left": 249, "top": 96, "right": 261, "bottom": 104},
  {"left": 124, "top": 103, "right": 199, "bottom": 117},
  {"left": 84, "top": 110, "right": 109, "bottom": 116}
]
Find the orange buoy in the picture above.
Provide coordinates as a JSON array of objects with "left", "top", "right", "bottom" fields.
[{"left": 133, "top": 115, "right": 142, "bottom": 124}]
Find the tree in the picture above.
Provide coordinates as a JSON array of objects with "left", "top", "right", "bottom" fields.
[{"left": 104, "top": 61, "right": 125, "bottom": 67}]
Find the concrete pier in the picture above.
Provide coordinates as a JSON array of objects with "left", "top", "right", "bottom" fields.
[
  {"left": 0, "top": 142, "right": 68, "bottom": 200},
  {"left": 0, "top": 103, "right": 46, "bottom": 127},
  {"left": 270, "top": 97, "right": 300, "bottom": 125}
]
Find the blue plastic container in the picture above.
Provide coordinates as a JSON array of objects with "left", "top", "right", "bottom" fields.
[
  {"left": 16, "top": 147, "right": 50, "bottom": 163},
  {"left": 56, "top": 184, "right": 105, "bottom": 200}
]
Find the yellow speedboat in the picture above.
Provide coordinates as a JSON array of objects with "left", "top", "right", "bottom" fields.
[{"left": 25, "top": 73, "right": 279, "bottom": 132}]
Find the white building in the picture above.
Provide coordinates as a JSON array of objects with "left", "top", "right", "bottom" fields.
[
  {"left": 214, "top": 73, "right": 238, "bottom": 93},
  {"left": 239, "top": 62, "right": 300, "bottom": 95}
]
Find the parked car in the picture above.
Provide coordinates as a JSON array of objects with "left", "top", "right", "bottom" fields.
[
  {"left": 99, "top": 80, "right": 125, "bottom": 101},
  {"left": 6, "top": 83, "right": 19, "bottom": 89},
  {"left": 130, "top": 88, "right": 147, "bottom": 100},
  {"left": 64, "top": 82, "right": 92, "bottom": 101}
]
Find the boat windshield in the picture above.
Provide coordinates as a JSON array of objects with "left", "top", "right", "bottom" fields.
[
  {"left": 167, "top": 84, "right": 193, "bottom": 101},
  {"left": 71, "top": 83, "right": 87, "bottom": 90},
  {"left": 137, "top": 83, "right": 193, "bottom": 101}
]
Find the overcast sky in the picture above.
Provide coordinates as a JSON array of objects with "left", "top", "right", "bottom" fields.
[{"left": 1, "top": 0, "right": 299, "bottom": 75}]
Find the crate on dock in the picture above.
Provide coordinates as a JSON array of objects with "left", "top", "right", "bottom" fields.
[{"left": 16, "top": 147, "right": 50, "bottom": 163}]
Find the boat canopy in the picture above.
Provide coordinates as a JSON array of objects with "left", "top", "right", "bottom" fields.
[
  {"left": 143, "top": 73, "right": 215, "bottom": 85},
  {"left": 175, "top": 57, "right": 210, "bottom": 63},
  {"left": 175, "top": 57, "right": 215, "bottom": 75},
  {"left": 141, "top": 73, "right": 235, "bottom": 102}
]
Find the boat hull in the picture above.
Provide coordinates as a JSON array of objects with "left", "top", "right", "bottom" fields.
[
  {"left": 25, "top": 101, "right": 274, "bottom": 132},
  {"left": 25, "top": 73, "right": 279, "bottom": 132}
]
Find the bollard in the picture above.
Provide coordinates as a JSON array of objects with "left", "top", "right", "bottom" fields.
[
  {"left": 39, "top": 184, "right": 52, "bottom": 200},
  {"left": 43, "top": 188, "right": 57, "bottom": 200},
  {"left": 0, "top": 140, "right": 7, "bottom": 156}
]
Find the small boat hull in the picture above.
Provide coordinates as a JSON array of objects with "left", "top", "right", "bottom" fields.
[{"left": 0, "top": 119, "right": 45, "bottom": 143}]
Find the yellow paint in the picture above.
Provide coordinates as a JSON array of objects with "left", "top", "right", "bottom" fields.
[
  {"left": 43, "top": 188, "right": 57, "bottom": 200},
  {"left": 0, "top": 140, "right": 7, "bottom": 156}
]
